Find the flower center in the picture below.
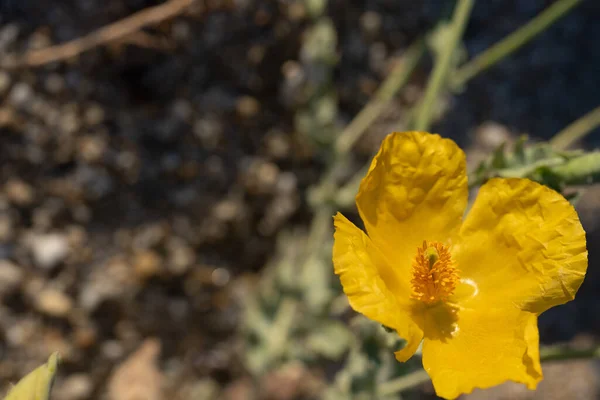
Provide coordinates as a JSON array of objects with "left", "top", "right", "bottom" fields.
[{"left": 410, "top": 241, "right": 459, "bottom": 304}]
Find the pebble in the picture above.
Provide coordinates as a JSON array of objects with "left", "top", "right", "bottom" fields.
[
  {"left": 132, "top": 250, "right": 163, "bottom": 279},
  {"left": 166, "top": 238, "right": 195, "bottom": 275},
  {"left": 236, "top": 96, "right": 260, "bottom": 118},
  {"left": 0, "top": 71, "right": 11, "bottom": 95},
  {"left": 56, "top": 374, "right": 94, "bottom": 400},
  {"left": 476, "top": 121, "right": 512, "bottom": 150},
  {"left": 26, "top": 233, "right": 69, "bottom": 270},
  {"left": 4, "top": 179, "right": 35, "bottom": 206},
  {"left": 0, "top": 260, "right": 24, "bottom": 297},
  {"left": 35, "top": 288, "right": 73, "bottom": 318},
  {"left": 44, "top": 74, "right": 65, "bottom": 94},
  {"left": 243, "top": 159, "right": 280, "bottom": 195},
  {"left": 264, "top": 130, "right": 291, "bottom": 159},
  {"left": 77, "top": 135, "right": 107, "bottom": 163},
  {"left": 0, "top": 24, "right": 19, "bottom": 52},
  {"left": 0, "top": 214, "right": 14, "bottom": 242},
  {"left": 360, "top": 11, "right": 382, "bottom": 36},
  {"left": 8, "top": 82, "right": 33, "bottom": 108},
  {"left": 5, "top": 319, "right": 37, "bottom": 347},
  {"left": 193, "top": 117, "right": 222, "bottom": 149},
  {"left": 83, "top": 104, "right": 105, "bottom": 126}
]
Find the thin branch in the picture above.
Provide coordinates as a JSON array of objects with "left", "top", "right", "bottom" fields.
[
  {"left": 334, "top": 39, "right": 425, "bottom": 156},
  {"left": 413, "top": 0, "right": 474, "bottom": 132},
  {"left": 1, "top": 0, "right": 193, "bottom": 68},
  {"left": 551, "top": 105, "right": 600, "bottom": 150},
  {"left": 452, "top": 0, "right": 582, "bottom": 88}
]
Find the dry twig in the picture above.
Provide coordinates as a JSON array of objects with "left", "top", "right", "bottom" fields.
[{"left": 1, "top": 0, "right": 193, "bottom": 69}]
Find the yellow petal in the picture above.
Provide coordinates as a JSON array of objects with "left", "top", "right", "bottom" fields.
[
  {"left": 524, "top": 313, "right": 543, "bottom": 378},
  {"left": 333, "top": 212, "right": 423, "bottom": 360},
  {"left": 455, "top": 178, "right": 587, "bottom": 313},
  {"left": 356, "top": 132, "right": 467, "bottom": 285},
  {"left": 422, "top": 307, "right": 541, "bottom": 399}
]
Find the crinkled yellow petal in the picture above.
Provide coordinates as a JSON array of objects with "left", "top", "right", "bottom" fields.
[
  {"left": 422, "top": 307, "right": 542, "bottom": 399},
  {"left": 455, "top": 178, "right": 587, "bottom": 313},
  {"left": 524, "top": 313, "right": 542, "bottom": 379},
  {"left": 356, "top": 132, "right": 467, "bottom": 286},
  {"left": 333, "top": 212, "right": 423, "bottom": 360}
]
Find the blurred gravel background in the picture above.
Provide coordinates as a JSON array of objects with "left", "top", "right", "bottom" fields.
[{"left": 0, "top": 0, "right": 598, "bottom": 399}]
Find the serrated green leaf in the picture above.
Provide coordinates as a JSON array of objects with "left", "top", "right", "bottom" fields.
[
  {"left": 490, "top": 142, "right": 507, "bottom": 169},
  {"left": 551, "top": 151, "right": 600, "bottom": 184},
  {"left": 306, "top": 321, "right": 352, "bottom": 359}
]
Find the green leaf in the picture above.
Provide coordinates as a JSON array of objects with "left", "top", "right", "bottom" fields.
[
  {"left": 4, "top": 352, "right": 60, "bottom": 400},
  {"left": 306, "top": 321, "right": 352, "bottom": 359},
  {"left": 552, "top": 151, "right": 600, "bottom": 184}
]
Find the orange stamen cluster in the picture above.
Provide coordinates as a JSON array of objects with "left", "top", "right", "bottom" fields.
[{"left": 411, "top": 241, "right": 459, "bottom": 304}]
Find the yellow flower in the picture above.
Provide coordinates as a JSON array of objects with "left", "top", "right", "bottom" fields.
[{"left": 332, "top": 131, "right": 587, "bottom": 399}]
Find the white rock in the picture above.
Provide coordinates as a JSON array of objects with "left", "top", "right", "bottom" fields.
[{"left": 27, "top": 233, "right": 69, "bottom": 269}]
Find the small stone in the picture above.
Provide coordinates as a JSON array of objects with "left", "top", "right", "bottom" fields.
[
  {"left": 166, "top": 238, "right": 195, "bottom": 275},
  {"left": 8, "top": 82, "right": 33, "bottom": 108},
  {"left": 213, "top": 200, "right": 240, "bottom": 222},
  {"left": 172, "top": 21, "right": 191, "bottom": 41},
  {"left": 264, "top": 131, "right": 291, "bottom": 159},
  {"left": 287, "top": 2, "right": 306, "bottom": 21},
  {"left": 276, "top": 172, "right": 298, "bottom": 195},
  {"left": 0, "top": 261, "right": 24, "bottom": 297},
  {"left": 79, "top": 256, "right": 133, "bottom": 311},
  {"left": 171, "top": 99, "right": 193, "bottom": 121},
  {"left": 83, "top": 104, "right": 105, "bottom": 126},
  {"left": 246, "top": 160, "right": 279, "bottom": 194},
  {"left": 44, "top": 74, "right": 65, "bottom": 94},
  {"left": 211, "top": 268, "right": 230, "bottom": 287},
  {"left": 77, "top": 135, "right": 107, "bottom": 163},
  {"left": 102, "top": 340, "right": 125, "bottom": 360},
  {"left": 0, "top": 24, "right": 19, "bottom": 52},
  {"left": 27, "top": 233, "right": 69, "bottom": 270},
  {"left": 236, "top": 96, "right": 260, "bottom": 118},
  {"left": 131, "top": 224, "right": 167, "bottom": 250},
  {"left": 28, "top": 29, "right": 52, "bottom": 50},
  {"left": 193, "top": 117, "right": 222, "bottom": 149},
  {"left": 0, "top": 214, "right": 13, "bottom": 242},
  {"left": 476, "top": 121, "right": 512, "bottom": 150},
  {"left": 0, "top": 71, "right": 11, "bottom": 96},
  {"left": 360, "top": 11, "right": 382, "bottom": 36},
  {"left": 56, "top": 374, "right": 94, "bottom": 400},
  {"left": 73, "top": 326, "right": 97, "bottom": 349},
  {"left": 59, "top": 109, "right": 81, "bottom": 135},
  {"left": 132, "top": 250, "right": 163, "bottom": 279},
  {"left": 247, "top": 45, "right": 266, "bottom": 65},
  {"left": 6, "top": 319, "right": 37, "bottom": 346},
  {"left": 36, "top": 288, "right": 73, "bottom": 317},
  {"left": 281, "top": 60, "right": 303, "bottom": 82},
  {"left": 4, "top": 179, "right": 35, "bottom": 206}
]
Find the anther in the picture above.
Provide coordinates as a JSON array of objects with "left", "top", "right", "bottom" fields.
[{"left": 410, "top": 241, "right": 459, "bottom": 305}]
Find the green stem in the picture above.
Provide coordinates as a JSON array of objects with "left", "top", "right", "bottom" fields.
[
  {"left": 452, "top": 0, "right": 582, "bottom": 88},
  {"left": 550, "top": 105, "right": 600, "bottom": 150},
  {"left": 377, "top": 369, "right": 429, "bottom": 396},
  {"left": 413, "top": 0, "right": 474, "bottom": 132},
  {"left": 539, "top": 344, "right": 600, "bottom": 362},
  {"left": 378, "top": 344, "right": 600, "bottom": 396},
  {"left": 334, "top": 39, "right": 425, "bottom": 155}
]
